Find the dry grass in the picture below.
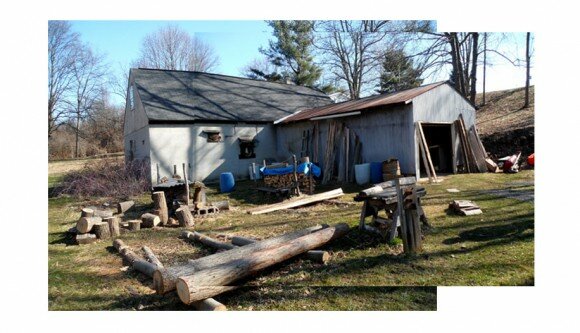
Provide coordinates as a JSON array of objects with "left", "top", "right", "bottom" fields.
[
  {"left": 49, "top": 170, "right": 534, "bottom": 310},
  {"left": 49, "top": 155, "right": 123, "bottom": 176},
  {"left": 475, "top": 86, "right": 534, "bottom": 136}
]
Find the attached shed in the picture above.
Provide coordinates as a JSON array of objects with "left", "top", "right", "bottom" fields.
[
  {"left": 276, "top": 82, "right": 477, "bottom": 179},
  {"left": 123, "top": 68, "right": 332, "bottom": 182}
]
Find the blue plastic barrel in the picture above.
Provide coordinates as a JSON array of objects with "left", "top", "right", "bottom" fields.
[
  {"left": 220, "top": 172, "right": 235, "bottom": 193},
  {"left": 370, "top": 162, "right": 383, "bottom": 184}
]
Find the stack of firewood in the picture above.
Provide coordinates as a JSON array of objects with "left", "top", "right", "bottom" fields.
[{"left": 263, "top": 173, "right": 315, "bottom": 192}]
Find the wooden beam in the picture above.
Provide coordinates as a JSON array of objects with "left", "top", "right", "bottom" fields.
[
  {"left": 247, "top": 188, "right": 344, "bottom": 215},
  {"left": 416, "top": 122, "right": 437, "bottom": 182}
]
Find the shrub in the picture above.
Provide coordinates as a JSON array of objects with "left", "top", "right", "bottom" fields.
[{"left": 56, "top": 159, "right": 150, "bottom": 198}]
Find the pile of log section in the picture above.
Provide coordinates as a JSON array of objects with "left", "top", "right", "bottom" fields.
[
  {"left": 153, "top": 224, "right": 348, "bottom": 306},
  {"left": 72, "top": 206, "right": 122, "bottom": 245},
  {"left": 263, "top": 173, "right": 315, "bottom": 193},
  {"left": 247, "top": 188, "right": 344, "bottom": 215},
  {"left": 112, "top": 239, "right": 226, "bottom": 311}
]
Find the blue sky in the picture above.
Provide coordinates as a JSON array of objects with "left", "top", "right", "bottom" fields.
[{"left": 70, "top": 21, "right": 532, "bottom": 106}]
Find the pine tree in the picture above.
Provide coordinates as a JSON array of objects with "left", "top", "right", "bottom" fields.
[
  {"left": 253, "top": 21, "right": 322, "bottom": 87},
  {"left": 378, "top": 49, "right": 423, "bottom": 94}
]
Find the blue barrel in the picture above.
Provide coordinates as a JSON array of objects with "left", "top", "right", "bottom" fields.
[
  {"left": 370, "top": 162, "right": 383, "bottom": 184},
  {"left": 220, "top": 172, "right": 235, "bottom": 193}
]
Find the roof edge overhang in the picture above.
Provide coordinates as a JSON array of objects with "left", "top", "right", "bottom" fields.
[{"left": 148, "top": 119, "right": 273, "bottom": 125}]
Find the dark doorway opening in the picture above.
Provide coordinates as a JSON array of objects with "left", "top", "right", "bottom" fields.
[{"left": 419, "top": 123, "right": 454, "bottom": 175}]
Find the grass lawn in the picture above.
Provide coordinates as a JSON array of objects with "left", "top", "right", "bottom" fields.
[{"left": 48, "top": 170, "right": 534, "bottom": 310}]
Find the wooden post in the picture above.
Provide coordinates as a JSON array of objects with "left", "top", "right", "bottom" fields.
[
  {"left": 416, "top": 122, "right": 438, "bottom": 182},
  {"left": 395, "top": 178, "right": 409, "bottom": 253},
  {"left": 156, "top": 163, "right": 160, "bottom": 184},
  {"left": 292, "top": 154, "right": 300, "bottom": 196},
  {"left": 183, "top": 163, "right": 190, "bottom": 206},
  {"left": 231, "top": 235, "right": 331, "bottom": 264},
  {"left": 345, "top": 127, "right": 349, "bottom": 182},
  {"left": 173, "top": 165, "right": 177, "bottom": 177}
]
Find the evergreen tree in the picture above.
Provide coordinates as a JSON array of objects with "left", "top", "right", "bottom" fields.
[
  {"left": 378, "top": 49, "right": 423, "bottom": 94},
  {"left": 253, "top": 21, "right": 322, "bottom": 87}
]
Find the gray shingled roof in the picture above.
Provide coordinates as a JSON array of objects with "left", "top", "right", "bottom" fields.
[{"left": 132, "top": 68, "right": 333, "bottom": 123}]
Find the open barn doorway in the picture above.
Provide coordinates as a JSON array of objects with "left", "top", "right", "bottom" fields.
[{"left": 418, "top": 123, "right": 454, "bottom": 176}]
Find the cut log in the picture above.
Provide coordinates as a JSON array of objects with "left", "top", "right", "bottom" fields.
[
  {"left": 104, "top": 216, "right": 121, "bottom": 237},
  {"left": 117, "top": 200, "right": 135, "bottom": 214},
  {"left": 128, "top": 220, "right": 141, "bottom": 231},
  {"left": 76, "top": 233, "right": 97, "bottom": 245},
  {"left": 231, "top": 235, "right": 331, "bottom": 264},
  {"left": 76, "top": 216, "right": 102, "bottom": 234},
  {"left": 192, "top": 298, "right": 227, "bottom": 311},
  {"left": 176, "top": 223, "right": 350, "bottom": 304},
  {"left": 182, "top": 231, "right": 236, "bottom": 251},
  {"left": 141, "top": 213, "right": 160, "bottom": 228},
  {"left": 212, "top": 200, "right": 230, "bottom": 211},
  {"left": 142, "top": 246, "right": 163, "bottom": 268},
  {"left": 175, "top": 205, "right": 195, "bottom": 227},
  {"left": 305, "top": 250, "right": 331, "bottom": 264},
  {"left": 153, "top": 224, "right": 327, "bottom": 294},
  {"left": 152, "top": 192, "right": 169, "bottom": 225},
  {"left": 247, "top": 188, "right": 344, "bottom": 215},
  {"left": 93, "top": 222, "right": 111, "bottom": 239},
  {"left": 231, "top": 236, "right": 256, "bottom": 246},
  {"left": 81, "top": 208, "right": 94, "bottom": 217}
]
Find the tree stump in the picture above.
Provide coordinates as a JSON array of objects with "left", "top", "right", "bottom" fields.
[
  {"left": 176, "top": 206, "right": 195, "bottom": 227},
  {"left": 104, "top": 216, "right": 121, "bottom": 237},
  {"left": 76, "top": 233, "right": 97, "bottom": 245},
  {"left": 81, "top": 208, "right": 94, "bottom": 218},
  {"left": 152, "top": 192, "right": 169, "bottom": 225},
  {"left": 76, "top": 216, "right": 102, "bottom": 234},
  {"left": 117, "top": 200, "right": 135, "bottom": 214},
  {"left": 128, "top": 220, "right": 141, "bottom": 231},
  {"left": 141, "top": 213, "right": 160, "bottom": 228},
  {"left": 93, "top": 222, "right": 111, "bottom": 239}
]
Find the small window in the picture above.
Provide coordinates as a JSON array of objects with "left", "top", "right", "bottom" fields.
[
  {"left": 238, "top": 137, "right": 256, "bottom": 159},
  {"left": 203, "top": 131, "right": 221, "bottom": 143}
]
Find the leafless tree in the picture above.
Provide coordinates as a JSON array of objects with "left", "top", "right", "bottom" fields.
[
  {"left": 314, "top": 20, "right": 431, "bottom": 99},
  {"left": 69, "top": 45, "right": 108, "bottom": 158},
  {"left": 524, "top": 32, "right": 532, "bottom": 108},
  {"left": 135, "top": 24, "right": 219, "bottom": 72},
  {"left": 48, "top": 20, "right": 80, "bottom": 138}
]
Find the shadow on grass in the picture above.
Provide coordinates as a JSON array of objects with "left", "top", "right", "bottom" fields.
[
  {"left": 49, "top": 231, "right": 77, "bottom": 246},
  {"left": 442, "top": 217, "right": 534, "bottom": 244}
]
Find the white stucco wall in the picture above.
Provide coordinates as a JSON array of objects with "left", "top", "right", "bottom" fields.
[
  {"left": 123, "top": 71, "right": 151, "bottom": 165},
  {"left": 148, "top": 123, "right": 277, "bottom": 182}
]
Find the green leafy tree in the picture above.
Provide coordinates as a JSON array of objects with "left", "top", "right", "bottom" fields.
[
  {"left": 378, "top": 49, "right": 423, "bottom": 94},
  {"left": 253, "top": 20, "right": 322, "bottom": 87}
]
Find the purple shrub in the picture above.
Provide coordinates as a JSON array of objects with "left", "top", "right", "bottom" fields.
[{"left": 57, "top": 159, "right": 151, "bottom": 198}]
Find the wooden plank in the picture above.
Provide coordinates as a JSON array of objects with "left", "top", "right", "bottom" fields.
[
  {"left": 417, "top": 127, "right": 433, "bottom": 182},
  {"left": 455, "top": 120, "right": 471, "bottom": 173},
  {"left": 416, "top": 122, "right": 438, "bottom": 182},
  {"left": 247, "top": 188, "right": 344, "bottom": 215},
  {"left": 468, "top": 127, "right": 488, "bottom": 172},
  {"left": 395, "top": 179, "right": 409, "bottom": 253},
  {"left": 359, "top": 200, "right": 368, "bottom": 230},
  {"left": 458, "top": 114, "right": 480, "bottom": 172}
]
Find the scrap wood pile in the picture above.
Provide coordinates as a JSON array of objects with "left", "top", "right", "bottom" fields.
[
  {"left": 111, "top": 224, "right": 349, "bottom": 310},
  {"left": 247, "top": 188, "right": 344, "bottom": 215},
  {"left": 355, "top": 177, "right": 428, "bottom": 254},
  {"left": 260, "top": 155, "right": 320, "bottom": 195},
  {"left": 449, "top": 200, "right": 482, "bottom": 216},
  {"left": 263, "top": 173, "right": 315, "bottom": 193}
]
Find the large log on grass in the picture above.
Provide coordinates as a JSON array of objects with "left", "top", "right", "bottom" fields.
[
  {"left": 76, "top": 216, "right": 102, "bottom": 233},
  {"left": 153, "top": 224, "right": 327, "bottom": 294},
  {"left": 142, "top": 246, "right": 163, "bottom": 267},
  {"left": 117, "top": 200, "right": 135, "bottom": 214},
  {"left": 152, "top": 192, "right": 169, "bottom": 225},
  {"left": 231, "top": 235, "right": 331, "bottom": 264},
  {"left": 182, "top": 231, "right": 236, "bottom": 251},
  {"left": 176, "top": 223, "right": 350, "bottom": 304},
  {"left": 175, "top": 205, "right": 195, "bottom": 227},
  {"left": 141, "top": 213, "right": 160, "bottom": 228}
]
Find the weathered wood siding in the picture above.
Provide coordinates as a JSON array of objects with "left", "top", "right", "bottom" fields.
[
  {"left": 276, "top": 104, "right": 416, "bottom": 174},
  {"left": 148, "top": 123, "right": 277, "bottom": 182},
  {"left": 411, "top": 84, "right": 476, "bottom": 176}
]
